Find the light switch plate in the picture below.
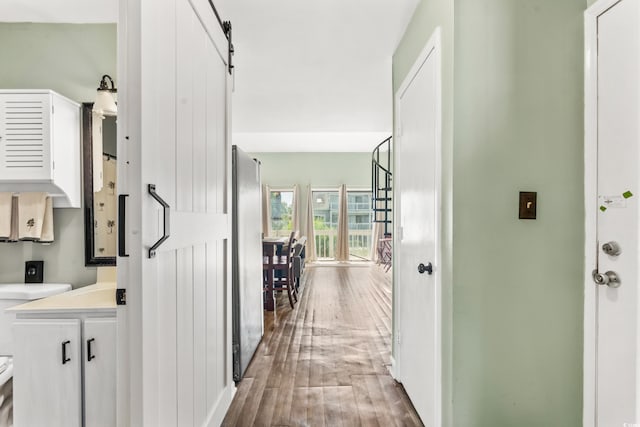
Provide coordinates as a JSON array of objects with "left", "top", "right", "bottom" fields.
[{"left": 519, "top": 192, "right": 537, "bottom": 220}]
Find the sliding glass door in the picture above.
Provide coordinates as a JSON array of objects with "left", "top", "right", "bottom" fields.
[
  {"left": 312, "top": 191, "right": 338, "bottom": 259},
  {"left": 312, "top": 189, "right": 373, "bottom": 260},
  {"left": 347, "top": 191, "right": 373, "bottom": 260}
]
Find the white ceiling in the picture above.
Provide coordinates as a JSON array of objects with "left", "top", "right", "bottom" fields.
[
  {"left": 0, "top": 0, "right": 418, "bottom": 152},
  {"left": 218, "top": 0, "right": 418, "bottom": 151}
]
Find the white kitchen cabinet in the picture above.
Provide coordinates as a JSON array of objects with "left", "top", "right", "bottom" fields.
[
  {"left": 13, "top": 316, "right": 116, "bottom": 427},
  {"left": 83, "top": 318, "right": 116, "bottom": 427},
  {"left": 0, "top": 90, "right": 81, "bottom": 207},
  {"left": 13, "top": 319, "right": 83, "bottom": 427}
]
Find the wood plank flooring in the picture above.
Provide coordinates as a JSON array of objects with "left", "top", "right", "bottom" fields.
[{"left": 222, "top": 263, "right": 423, "bottom": 427}]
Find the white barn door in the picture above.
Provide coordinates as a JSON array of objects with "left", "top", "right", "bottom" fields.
[{"left": 117, "top": 0, "right": 233, "bottom": 425}]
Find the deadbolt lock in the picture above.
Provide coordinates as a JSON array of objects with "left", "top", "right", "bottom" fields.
[
  {"left": 602, "top": 241, "right": 621, "bottom": 256},
  {"left": 592, "top": 269, "right": 621, "bottom": 288}
]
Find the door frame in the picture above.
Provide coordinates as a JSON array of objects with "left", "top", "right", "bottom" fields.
[
  {"left": 392, "top": 26, "right": 442, "bottom": 425},
  {"left": 582, "top": 0, "right": 631, "bottom": 424}
]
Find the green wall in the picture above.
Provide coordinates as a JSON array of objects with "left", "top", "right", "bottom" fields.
[
  {"left": 250, "top": 152, "right": 371, "bottom": 234},
  {"left": 394, "top": 0, "right": 585, "bottom": 425},
  {"left": 0, "top": 23, "right": 117, "bottom": 287}
]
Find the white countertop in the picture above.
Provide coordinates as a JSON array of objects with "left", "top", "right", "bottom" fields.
[{"left": 8, "top": 282, "right": 117, "bottom": 313}]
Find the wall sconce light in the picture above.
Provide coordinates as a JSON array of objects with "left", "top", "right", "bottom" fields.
[{"left": 93, "top": 75, "right": 117, "bottom": 116}]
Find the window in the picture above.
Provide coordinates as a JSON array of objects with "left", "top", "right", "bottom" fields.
[{"left": 270, "top": 190, "right": 294, "bottom": 237}]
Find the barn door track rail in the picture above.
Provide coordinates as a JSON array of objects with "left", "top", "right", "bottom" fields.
[{"left": 207, "top": 0, "right": 234, "bottom": 74}]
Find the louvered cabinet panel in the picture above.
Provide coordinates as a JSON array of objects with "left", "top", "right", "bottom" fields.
[
  {"left": 0, "top": 93, "right": 52, "bottom": 181},
  {"left": 0, "top": 90, "right": 81, "bottom": 207}
]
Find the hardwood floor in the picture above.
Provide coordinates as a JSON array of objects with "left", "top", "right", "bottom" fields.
[{"left": 222, "top": 263, "right": 423, "bottom": 427}]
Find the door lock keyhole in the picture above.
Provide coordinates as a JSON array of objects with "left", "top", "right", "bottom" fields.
[{"left": 602, "top": 241, "right": 621, "bottom": 256}]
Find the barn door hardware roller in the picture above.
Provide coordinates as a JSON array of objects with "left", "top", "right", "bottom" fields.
[{"left": 207, "top": 0, "right": 234, "bottom": 74}]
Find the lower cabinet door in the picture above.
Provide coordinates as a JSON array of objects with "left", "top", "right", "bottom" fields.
[
  {"left": 83, "top": 318, "right": 116, "bottom": 427},
  {"left": 13, "top": 319, "right": 82, "bottom": 427}
]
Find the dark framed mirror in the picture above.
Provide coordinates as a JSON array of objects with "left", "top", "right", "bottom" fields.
[{"left": 82, "top": 103, "right": 117, "bottom": 266}]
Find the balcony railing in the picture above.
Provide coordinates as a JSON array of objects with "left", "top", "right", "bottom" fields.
[
  {"left": 314, "top": 229, "right": 372, "bottom": 260},
  {"left": 270, "top": 228, "right": 373, "bottom": 260},
  {"left": 319, "top": 203, "right": 372, "bottom": 214}
]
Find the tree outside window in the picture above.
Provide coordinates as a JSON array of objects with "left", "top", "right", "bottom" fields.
[{"left": 270, "top": 190, "right": 294, "bottom": 237}]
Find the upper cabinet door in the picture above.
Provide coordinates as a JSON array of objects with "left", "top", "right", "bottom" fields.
[
  {"left": 0, "top": 90, "right": 82, "bottom": 207},
  {"left": 0, "top": 92, "right": 52, "bottom": 181}
]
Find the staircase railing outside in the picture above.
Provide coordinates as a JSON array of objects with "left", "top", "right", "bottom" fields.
[{"left": 371, "top": 136, "right": 392, "bottom": 235}]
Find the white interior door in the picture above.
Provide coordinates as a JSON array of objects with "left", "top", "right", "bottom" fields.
[
  {"left": 585, "top": 0, "right": 640, "bottom": 425},
  {"left": 394, "top": 28, "right": 442, "bottom": 426},
  {"left": 117, "top": 0, "right": 233, "bottom": 425}
]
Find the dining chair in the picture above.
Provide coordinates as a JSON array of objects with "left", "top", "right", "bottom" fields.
[{"left": 270, "top": 231, "right": 298, "bottom": 308}]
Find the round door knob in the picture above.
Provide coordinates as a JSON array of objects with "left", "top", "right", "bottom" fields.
[
  {"left": 592, "top": 269, "right": 621, "bottom": 288},
  {"left": 418, "top": 262, "right": 433, "bottom": 275}
]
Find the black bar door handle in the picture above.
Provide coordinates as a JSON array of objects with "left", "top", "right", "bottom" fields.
[
  {"left": 87, "top": 338, "right": 96, "bottom": 362},
  {"left": 118, "top": 194, "right": 129, "bottom": 257},
  {"left": 148, "top": 184, "right": 170, "bottom": 258},
  {"left": 62, "top": 340, "right": 71, "bottom": 365}
]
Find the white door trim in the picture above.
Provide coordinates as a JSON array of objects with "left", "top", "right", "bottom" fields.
[
  {"left": 583, "top": 1, "right": 626, "bottom": 425},
  {"left": 116, "top": 0, "right": 141, "bottom": 423},
  {"left": 393, "top": 26, "right": 442, "bottom": 426}
]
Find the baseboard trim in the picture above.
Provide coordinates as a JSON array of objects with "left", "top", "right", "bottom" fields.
[
  {"left": 389, "top": 355, "right": 399, "bottom": 380},
  {"left": 205, "top": 383, "right": 236, "bottom": 426}
]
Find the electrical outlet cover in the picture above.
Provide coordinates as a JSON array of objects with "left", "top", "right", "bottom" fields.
[{"left": 24, "top": 260, "right": 44, "bottom": 283}]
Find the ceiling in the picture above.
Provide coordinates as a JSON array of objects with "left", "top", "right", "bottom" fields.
[
  {"left": 217, "top": 0, "right": 418, "bottom": 151},
  {"left": 0, "top": 0, "right": 418, "bottom": 152}
]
